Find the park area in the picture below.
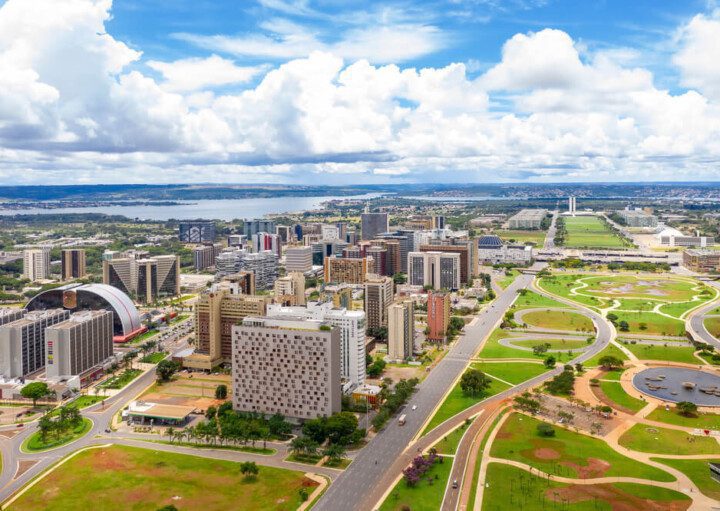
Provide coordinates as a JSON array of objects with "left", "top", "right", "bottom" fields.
[
  {"left": 11, "top": 445, "right": 319, "bottom": 511},
  {"left": 563, "top": 216, "right": 631, "bottom": 249},
  {"left": 494, "top": 229, "right": 546, "bottom": 246}
]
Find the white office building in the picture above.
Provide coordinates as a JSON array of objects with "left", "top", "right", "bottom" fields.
[
  {"left": 285, "top": 246, "right": 313, "bottom": 273},
  {"left": 23, "top": 246, "right": 51, "bottom": 281},
  {"left": 407, "top": 251, "right": 461, "bottom": 291}
]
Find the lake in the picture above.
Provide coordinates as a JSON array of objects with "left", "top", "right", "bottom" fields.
[{"left": 0, "top": 194, "right": 382, "bottom": 221}]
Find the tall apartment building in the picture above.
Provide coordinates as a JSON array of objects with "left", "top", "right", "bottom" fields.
[
  {"left": 285, "top": 246, "right": 313, "bottom": 272},
  {"left": 231, "top": 316, "right": 341, "bottom": 420},
  {"left": 407, "top": 251, "right": 461, "bottom": 291},
  {"left": 61, "top": 249, "right": 86, "bottom": 280},
  {"left": 179, "top": 221, "right": 216, "bottom": 243},
  {"left": 276, "top": 225, "right": 295, "bottom": 243},
  {"left": 324, "top": 256, "right": 370, "bottom": 284},
  {"left": 364, "top": 275, "right": 394, "bottom": 330},
  {"left": 366, "top": 246, "right": 387, "bottom": 276},
  {"left": 193, "top": 245, "right": 215, "bottom": 271},
  {"left": 376, "top": 231, "right": 416, "bottom": 272},
  {"left": 214, "top": 249, "right": 278, "bottom": 289},
  {"left": 252, "top": 232, "right": 281, "bottom": 257},
  {"left": 273, "top": 272, "right": 306, "bottom": 306},
  {"left": 243, "top": 219, "right": 276, "bottom": 238},
  {"left": 323, "top": 284, "right": 353, "bottom": 310},
  {"left": 216, "top": 271, "right": 256, "bottom": 295},
  {"left": 508, "top": 209, "right": 548, "bottom": 229},
  {"left": 388, "top": 300, "right": 414, "bottom": 361},
  {"left": 103, "top": 253, "right": 180, "bottom": 303},
  {"left": 23, "top": 247, "right": 51, "bottom": 281},
  {"left": 45, "top": 310, "right": 113, "bottom": 380},
  {"left": 183, "top": 289, "right": 269, "bottom": 370},
  {"left": 427, "top": 292, "right": 450, "bottom": 342},
  {"left": 433, "top": 215, "right": 446, "bottom": 229},
  {"left": 0, "top": 309, "right": 70, "bottom": 378},
  {"left": 419, "top": 241, "right": 476, "bottom": 285},
  {"left": 361, "top": 212, "right": 389, "bottom": 241},
  {"left": 267, "top": 302, "right": 366, "bottom": 388},
  {"left": 683, "top": 249, "right": 720, "bottom": 273}
]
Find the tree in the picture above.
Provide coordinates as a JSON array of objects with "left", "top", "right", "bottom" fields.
[
  {"left": 239, "top": 461, "right": 259, "bottom": 479},
  {"left": 676, "top": 401, "right": 698, "bottom": 417},
  {"left": 325, "top": 412, "right": 359, "bottom": 445},
  {"left": 156, "top": 506, "right": 178, "bottom": 511},
  {"left": 393, "top": 273, "right": 407, "bottom": 285},
  {"left": 544, "top": 355, "right": 556, "bottom": 368},
  {"left": 156, "top": 360, "right": 180, "bottom": 382},
  {"left": 532, "top": 344, "right": 548, "bottom": 355},
  {"left": 21, "top": 382, "right": 51, "bottom": 407},
  {"left": 536, "top": 423, "right": 555, "bottom": 437},
  {"left": 618, "top": 320, "right": 630, "bottom": 332},
  {"left": 268, "top": 413, "right": 292, "bottom": 437},
  {"left": 598, "top": 356, "right": 624, "bottom": 370},
  {"left": 459, "top": 369, "right": 491, "bottom": 397},
  {"left": 215, "top": 384, "right": 228, "bottom": 400},
  {"left": 324, "top": 443, "right": 346, "bottom": 464}
]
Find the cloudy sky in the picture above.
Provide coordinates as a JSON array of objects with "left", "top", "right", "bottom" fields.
[{"left": 1, "top": 0, "right": 720, "bottom": 185}]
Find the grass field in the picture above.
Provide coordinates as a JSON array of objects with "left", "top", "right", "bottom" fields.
[
  {"left": 140, "top": 352, "right": 168, "bottom": 364},
  {"left": 379, "top": 456, "right": 453, "bottom": 511},
  {"left": 12, "top": 445, "right": 317, "bottom": 511},
  {"left": 497, "top": 269, "right": 520, "bottom": 290},
  {"left": 597, "top": 380, "right": 646, "bottom": 413},
  {"left": 472, "top": 361, "right": 549, "bottom": 385},
  {"left": 583, "top": 343, "right": 630, "bottom": 367},
  {"left": 434, "top": 419, "right": 474, "bottom": 455},
  {"left": 611, "top": 311, "right": 686, "bottom": 336},
  {"left": 599, "top": 368, "right": 626, "bottom": 381},
  {"left": 513, "top": 290, "right": 570, "bottom": 310},
  {"left": 621, "top": 342, "right": 697, "bottom": 364},
  {"left": 619, "top": 424, "right": 720, "bottom": 456},
  {"left": 704, "top": 316, "right": 720, "bottom": 338},
  {"left": 422, "top": 374, "right": 510, "bottom": 434},
  {"left": 99, "top": 369, "right": 142, "bottom": 390},
  {"left": 490, "top": 413, "right": 674, "bottom": 482},
  {"left": 478, "top": 329, "right": 583, "bottom": 363},
  {"left": 482, "top": 463, "right": 689, "bottom": 511},
  {"left": 651, "top": 458, "right": 720, "bottom": 501},
  {"left": 646, "top": 407, "right": 720, "bottom": 430},
  {"left": 563, "top": 216, "right": 630, "bottom": 249},
  {"left": 495, "top": 229, "right": 546, "bottom": 246},
  {"left": 519, "top": 310, "right": 594, "bottom": 332},
  {"left": 582, "top": 275, "right": 698, "bottom": 302},
  {"left": 538, "top": 275, "right": 607, "bottom": 309},
  {"left": 511, "top": 338, "right": 590, "bottom": 351},
  {"left": 22, "top": 418, "right": 92, "bottom": 452}
]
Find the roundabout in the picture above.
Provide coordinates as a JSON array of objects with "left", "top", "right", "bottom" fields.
[{"left": 632, "top": 367, "right": 720, "bottom": 407}]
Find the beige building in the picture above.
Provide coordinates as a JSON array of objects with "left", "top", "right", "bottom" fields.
[
  {"left": 683, "top": 249, "right": 720, "bottom": 273},
  {"left": 61, "top": 249, "right": 86, "bottom": 280},
  {"left": 231, "top": 316, "right": 341, "bottom": 420},
  {"left": 364, "top": 274, "right": 394, "bottom": 330},
  {"left": 285, "top": 246, "right": 313, "bottom": 272},
  {"left": 388, "top": 300, "right": 414, "bottom": 361},
  {"left": 103, "top": 253, "right": 180, "bottom": 304},
  {"left": 324, "top": 255, "right": 371, "bottom": 284},
  {"left": 23, "top": 247, "right": 51, "bottom": 281},
  {"left": 183, "top": 289, "right": 269, "bottom": 370},
  {"left": 273, "top": 272, "right": 306, "bottom": 305}
]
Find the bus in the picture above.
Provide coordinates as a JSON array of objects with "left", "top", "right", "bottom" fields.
[{"left": 398, "top": 414, "right": 406, "bottom": 426}]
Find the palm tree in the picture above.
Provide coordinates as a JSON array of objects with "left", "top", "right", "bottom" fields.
[{"left": 166, "top": 427, "right": 175, "bottom": 443}]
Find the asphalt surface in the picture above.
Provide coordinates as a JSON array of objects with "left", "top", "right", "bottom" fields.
[
  {"left": 543, "top": 210, "right": 558, "bottom": 250},
  {"left": 314, "top": 266, "right": 550, "bottom": 511},
  {"left": 688, "top": 280, "right": 720, "bottom": 350}
]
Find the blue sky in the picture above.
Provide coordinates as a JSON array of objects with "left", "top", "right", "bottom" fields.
[{"left": 1, "top": 0, "right": 720, "bottom": 184}]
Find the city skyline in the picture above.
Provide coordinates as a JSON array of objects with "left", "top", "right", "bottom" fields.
[{"left": 1, "top": 0, "right": 720, "bottom": 185}]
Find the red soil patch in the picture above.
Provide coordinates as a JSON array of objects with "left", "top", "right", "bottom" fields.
[
  {"left": 82, "top": 449, "right": 131, "bottom": 471},
  {"left": 14, "top": 460, "right": 37, "bottom": 480},
  {"left": 547, "top": 483, "right": 689, "bottom": 511},
  {"left": 561, "top": 457, "right": 611, "bottom": 479},
  {"left": 495, "top": 430, "right": 513, "bottom": 440},
  {"left": 534, "top": 448, "right": 561, "bottom": 460}
]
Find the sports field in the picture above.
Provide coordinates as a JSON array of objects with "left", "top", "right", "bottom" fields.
[
  {"left": 12, "top": 445, "right": 317, "bottom": 511},
  {"left": 563, "top": 216, "right": 630, "bottom": 249}
]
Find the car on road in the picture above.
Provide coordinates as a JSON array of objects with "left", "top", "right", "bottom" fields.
[
  {"left": 411, "top": 405, "right": 417, "bottom": 411},
  {"left": 452, "top": 479, "right": 458, "bottom": 489}
]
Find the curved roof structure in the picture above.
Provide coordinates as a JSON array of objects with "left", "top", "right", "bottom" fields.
[
  {"left": 478, "top": 235, "right": 503, "bottom": 248},
  {"left": 25, "top": 283, "right": 141, "bottom": 336}
]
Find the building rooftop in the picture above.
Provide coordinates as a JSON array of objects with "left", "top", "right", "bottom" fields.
[
  {"left": 478, "top": 235, "right": 503, "bottom": 248},
  {"left": 48, "top": 310, "right": 111, "bottom": 330}
]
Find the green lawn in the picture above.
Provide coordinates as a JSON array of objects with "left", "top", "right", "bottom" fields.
[
  {"left": 583, "top": 343, "right": 630, "bottom": 367},
  {"left": 490, "top": 413, "right": 675, "bottom": 482},
  {"left": 478, "top": 329, "right": 583, "bottom": 363},
  {"left": 651, "top": 458, "right": 720, "bottom": 501},
  {"left": 379, "top": 456, "right": 453, "bottom": 511},
  {"left": 497, "top": 269, "right": 520, "bottom": 290},
  {"left": 422, "top": 376, "right": 510, "bottom": 435},
  {"left": 511, "top": 338, "right": 590, "bottom": 351},
  {"left": 582, "top": 275, "right": 698, "bottom": 302},
  {"left": 598, "top": 380, "right": 646, "bottom": 413},
  {"left": 538, "top": 275, "right": 607, "bottom": 309},
  {"left": 495, "top": 229, "right": 546, "bottom": 246},
  {"left": 612, "top": 311, "right": 686, "bottom": 336},
  {"left": 599, "top": 368, "right": 626, "bottom": 381},
  {"left": 69, "top": 395, "right": 106, "bottom": 409},
  {"left": 619, "top": 423, "right": 720, "bottom": 456},
  {"left": 513, "top": 290, "right": 570, "bottom": 310},
  {"left": 22, "top": 418, "right": 92, "bottom": 452},
  {"left": 622, "top": 342, "right": 698, "bottom": 364},
  {"left": 646, "top": 407, "right": 720, "bottom": 430},
  {"left": 12, "top": 445, "right": 315, "bottom": 511},
  {"left": 99, "top": 369, "right": 142, "bottom": 390},
  {"left": 140, "top": 352, "right": 168, "bottom": 364},
  {"left": 659, "top": 299, "right": 709, "bottom": 319},
  {"left": 482, "top": 463, "right": 688, "bottom": 511},
  {"left": 564, "top": 216, "right": 630, "bottom": 249},
  {"left": 434, "top": 419, "right": 474, "bottom": 455},
  {"left": 519, "top": 310, "right": 594, "bottom": 332},
  {"left": 473, "top": 361, "right": 549, "bottom": 385},
  {"left": 705, "top": 316, "right": 720, "bottom": 338}
]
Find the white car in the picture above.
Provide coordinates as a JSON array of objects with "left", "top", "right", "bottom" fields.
[{"left": 411, "top": 405, "right": 418, "bottom": 411}]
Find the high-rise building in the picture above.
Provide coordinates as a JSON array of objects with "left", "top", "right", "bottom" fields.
[
  {"left": 252, "top": 232, "right": 281, "bottom": 257},
  {"left": 364, "top": 275, "right": 394, "bottom": 330},
  {"left": 0, "top": 308, "right": 25, "bottom": 327},
  {"left": 276, "top": 225, "right": 295, "bottom": 243},
  {"left": 324, "top": 256, "right": 370, "bottom": 284},
  {"left": 323, "top": 284, "right": 353, "bottom": 310},
  {"left": 419, "top": 242, "right": 475, "bottom": 285},
  {"left": 321, "top": 225, "right": 340, "bottom": 240},
  {"left": 377, "top": 231, "right": 415, "bottom": 273},
  {"left": 61, "top": 249, "right": 86, "bottom": 280},
  {"left": 388, "top": 300, "right": 414, "bottom": 361},
  {"left": 183, "top": 289, "right": 269, "bottom": 370},
  {"left": 179, "top": 221, "right": 216, "bottom": 243},
  {"left": 361, "top": 212, "right": 389, "bottom": 241},
  {"left": 0, "top": 309, "right": 70, "bottom": 378},
  {"left": 23, "top": 247, "right": 51, "bottom": 281},
  {"left": 215, "top": 271, "right": 256, "bottom": 295},
  {"left": 214, "top": 249, "right": 278, "bottom": 289},
  {"left": 267, "top": 302, "right": 366, "bottom": 388},
  {"left": 427, "top": 292, "right": 451, "bottom": 342},
  {"left": 365, "top": 246, "right": 387, "bottom": 276},
  {"left": 231, "top": 316, "right": 341, "bottom": 420},
  {"left": 45, "top": 310, "right": 113, "bottom": 381},
  {"left": 407, "top": 251, "right": 460, "bottom": 291},
  {"left": 273, "top": 272, "right": 306, "bottom": 306},
  {"left": 193, "top": 245, "right": 215, "bottom": 271},
  {"left": 433, "top": 215, "right": 446, "bottom": 229},
  {"left": 103, "top": 254, "right": 180, "bottom": 303},
  {"left": 243, "top": 219, "right": 276, "bottom": 238},
  {"left": 227, "top": 234, "right": 247, "bottom": 247},
  {"left": 285, "top": 246, "right": 313, "bottom": 273}
]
